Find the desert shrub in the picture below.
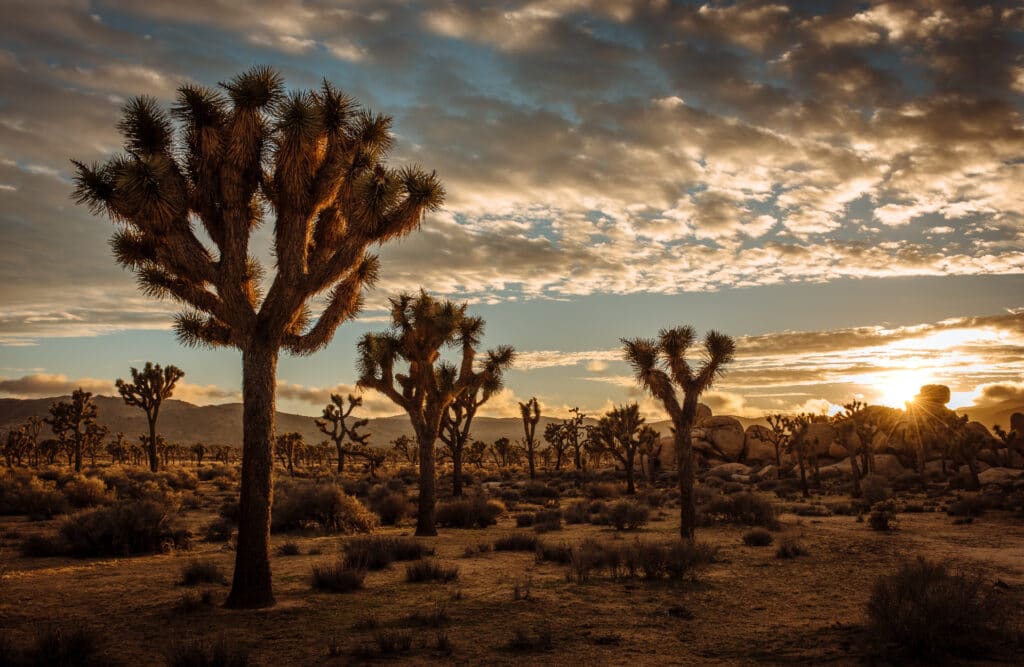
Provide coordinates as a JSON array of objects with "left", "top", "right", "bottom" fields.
[
  {"left": 19, "top": 626, "right": 107, "bottom": 667},
  {"left": 623, "top": 539, "right": 718, "bottom": 580},
  {"left": 276, "top": 541, "right": 301, "bottom": 556},
  {"left": 562, "top": 501, "right": 590, "bottom": 525},
  {"left": 520, "top": 481, "right": 559, "bottom": 503},
  {"left": 178, "top": 558, "right": 226, "bottom": 586},
  {"left": 535, "top": 541, "right": 573, "bottom": 565},
  {"left": 173, "top": 589, "right": 215, "bottom": 614},
  {"left": 698, "top": 492, "right": 777, "bottom": 528},
  {"left": 861, "top": 474, "right": 891, "bottom": 505},
  {"left": 789, "top": 503, "right": 830, "bottom": 517},
  {"left": 435, "top": 494, "right": 504, "bottom": 529},
  {"left": 868, "top": 510, "right": 894, "bottom": 531},
  {"left": 20, "top": 533, "right": 68, "bottom": 558},
  {"left": 507, "top": 628, "right": 554, "bottom": 652},
  {"left": 0, "top": 472, "right": 69, "bottom": 520},
  {"left": 159, "top": 468, "right": 199, "bottom": 491},
  {"left": 62, "top": 477, "right": 114, "bottom": 508},
  {"left": 462, "top": 542, "right": 492, "bottom": 557},
  {"left": 203, "top": 518, "right": 234, "bottom": 543},
  {"left": 867, "top": 558, "right": 1008, "bottom": 660},
  {"left": 343, "top": 535, "right": 434, "bottom": 570},
  {"left": 585, "top": 482, "right": 620, "bottom": 500},
  {"left": 775, "top": 536, "right": 809, "bottom": 559},
  {"left": 405, "top": 559, "right": 459, "bottom": 583},
  {"left": 351, "top": 631, "right": 413, "bottom": 659},
  {"left": 640, "top": 490, "right": 667, "bottom": 508},
  {"left": 218, "top": 499, "right": 240, "bottom": 523},
  {"left": 167, "top": 638, "right": 251, "bottom": 667},
  {"left": 58, "top": 499, "right": 189, "bottom": 557},
  {"left": 400, "top": 603, "right": 449, "bottom": 628},
  {"left": 742, "top": 528, "right": 774, "bottom": 547},
  {"left": 311, "top": 560, "right": 365, "bottom": 592},
  {"left": 947, "top": 494, "right": 988, "bottom": 518},
  {"left": 369, "top": 491, "right": 413, "bottom": 526},
  {"left": 196, "top": 464, "right": 237, "bottom": 483},
  {"left": 600, "top": 500, "right": 649, "bottom": 530},
  {"left": 271, "top": 482, "right": 377, "bottom": 534},
  {"left": 514, "top": 513, "right": 534, "bottom": 528},
  {"left": 531, "top": 509, "right": 561, "bottom": 531},
  {"left": 494, "top": 533, "right": 539, "bottom": 552}
]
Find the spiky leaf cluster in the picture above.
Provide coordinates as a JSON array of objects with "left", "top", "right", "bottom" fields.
[{"left": 73, "top": 67, "right": 444, "bottom": 354}]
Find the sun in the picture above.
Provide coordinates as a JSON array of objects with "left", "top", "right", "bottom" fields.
[{"left": 875, "top": 371, "right": 935, "bottom": 408}]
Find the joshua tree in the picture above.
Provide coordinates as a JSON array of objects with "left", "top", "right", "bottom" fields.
[
  {"left": 519, "top": 397, "right": 541, "bottom": 480},
  {"left": 622, "top": 327, "right": 735, "bottom": 540},
  {"left": 390, "top": 434, "right": 418, "bottom": 466},
  {"left": 543, "top": 421, "right": 570, "bottom": 471},
  {"left": 275, "top": 432, "right": 304, "bottom": 476},
  {"left": 465, "top": 439, "right": 488, "bottom": 469},
  {"left": 357, "top": 291, "right": 480, "bottom": 536},
  {"left": 116, "top": 362, "right": 184, "bottom": 472},
  {"left": 315, "top": 394, "right": 371, "bottom": 474},
  {"left": 488, "top": 437, "right": 521, "bottom": 468},
  {"left": 591, "top": 403, "right": 656, "bottom": 495},
  {"left": 565, "top": 407, "right": 589, "bottom": 471},
  {"left": 73, "top": 67, "right": 443, "bottom": 607},
  {"left": 763, "top": 414, "right": 789, "bottom": 469},
  {"left": 439, "top": 317, "right": 515, "bottom": 495},
  {"left": 47, "top": 389, "right": 100, "bottom": 472}
]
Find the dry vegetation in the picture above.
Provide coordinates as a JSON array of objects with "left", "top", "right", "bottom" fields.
[{"left": 1, "top": 460, "right": 1023, "bottom": 665}]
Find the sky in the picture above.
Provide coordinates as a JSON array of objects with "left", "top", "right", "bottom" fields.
[{"left": 1, "top": 0, "right": 1024, "bottom": 424}]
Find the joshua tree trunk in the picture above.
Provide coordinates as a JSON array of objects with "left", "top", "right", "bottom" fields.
[
  {"left": 335, "top": 445, "right": 345, "bottom": 475},
  {"left": 225, "top": 343, "right": 277, "bottom": 609},
  {"left": 415, "top": 425, "right": 438, "bottom": 537},
  {"left": 625, "top": 451, "right": 636, "bottom": 495},
  {"left": 675, "top": 398, "right": 698, "bottom": 541},
  {"left": 850, "top": 455, "right": 862, "bottom": 499},
  {"left": 147, "top": 416, "right": 159, "bottom": 472},
  {"left": 452, "top": 440, "right": 464, "bottom": 497},
  {"left": 73, "top": 433, "right": 82, "bottom": 472},
  {"left": 797, "top": 455, "right": 809, "bottom": 498}
]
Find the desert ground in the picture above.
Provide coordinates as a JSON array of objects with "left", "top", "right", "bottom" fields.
[{"left": 1, "top": 462, "right": 1023, "bottom": 666}]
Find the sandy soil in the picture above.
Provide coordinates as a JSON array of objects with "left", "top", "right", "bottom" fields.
[{"left": 1, "top": 478, "right": 1022, "bottom": 665}]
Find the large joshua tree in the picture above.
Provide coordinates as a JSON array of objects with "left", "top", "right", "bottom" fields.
[
  {"left": 116, "top": 362, "right": 184, "bottom": 472},
  {"left": 439, "top": 316, "right": 515, "bottom": 496},
  {"left": 622, "top": 327, "right": 735, "bottom": 540},
  {"left": 47, "top": 389, "right": 100, "bottom": 473},
  {"left": 71, "top": 67, "right": 444, "bottom": 608},
  {"left": 358, "top": 291, "right": 490, "bottom": 536}
]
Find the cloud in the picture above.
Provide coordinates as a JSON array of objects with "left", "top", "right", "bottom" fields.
[
  {"left": 0, "top": 373, "right": 113, "bottom": 397},
  {"left": 275, "top": 381, "right": 402, "bottom": 418},
  {"left": 971, "top": 381, "right": 1024, "bottom": 407}
]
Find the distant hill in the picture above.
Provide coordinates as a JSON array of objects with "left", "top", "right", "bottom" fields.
[
  {"left": 960, "top": 400, "right": 1024, "bottom": 430},
  {"left": 0, "top": 395, "right": 768, "bottom": 448}
]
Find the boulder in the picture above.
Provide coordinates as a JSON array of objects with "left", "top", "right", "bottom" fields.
[
  {"left": 978, "top": 467, "right": 1023, "bottom": 486},
  {"left": 694, "top": 416, "right": 746, "bottom": 462},
  {"left": 745, "top": 425, "right": 778, "bottom": 463},
  {"left": 828, "top": 442, "right": 851, "bottom": 459},
  {"left": 804, "top": 422, "right": 837, "bottom": 457},
  {"left": 873, "top": 454, "right": 907, "bottom": 478},
  {"left": 819, "top": 459, "right": 851, "bottom": 479},
  {"left": 694, "top": 403, "right": 713, "bottom": 424},
  {"left": 707, "top": 462, "right": 751, "bottom": 480},
  {"left": 757, "top": 464, "right": 779, "bottom": 480}
]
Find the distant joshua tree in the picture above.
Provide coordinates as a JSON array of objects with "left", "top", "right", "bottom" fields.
[
  {"left": 390, "top": 434, "right": 418, "bottom": 466},
  {"left": 622, "top": 327, "right": 735, "bottom": 540},
  {"left": 439, "top": 316, "right": 515, "bottom": 495},
  {"left": 315, "top": 394, "right": 371, "bottom": 474},
  {"left": 357, "top": 291, "right": 481, "bottom": 536},
  {"left": 72, "top": 67, "right": 443, "bottom": 608},
  {"left": 591, "top": 403, "right": 658, "bottom": 495},
  {"left": 543, "top": 421, "right": 570, "bottom": 471},
  {"left": 47, "top": 389, "right": 100, "bottom": 472},
  {"left": 519, "top": 397, "right": 541, "bottom": 480},
  {"left": 275, "top": 432, "right": 304, "bottom": 476},
  {"left": 116, "top": 362, "right": 184, "bottom": 472}
]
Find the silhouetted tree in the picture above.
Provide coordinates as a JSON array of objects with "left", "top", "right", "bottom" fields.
[
  {"left": 439, "top": 317, "right": 515, "bottom": 495},
  {"left": 315, "top": 394, "right": 371, "bottom": 474},
  {"left": 357, "top": 291, "right": 478, "bottom": 536},
  {"left": 591, "top": 404, "right": 657, "bottom": 495},
  {"left": 116, "top": 362, "right": 184, "bottom": 472},
  {"left": 763, "top": 414, "right": 789, "bottom": 469},
  {"left": 47, "top": 389, "right": 99, "bottom": 472},
  {"left": 465, "top": 439, "right": 488, "bottom": 469},
  {"left": 488, "top": 437, "right": 521, "bottom": 468},
  {"left": 566, "top": 407, "right": 588, "bottom": 471},
  {"left": 390, "top": 435, "right": 418, "bottom": 466},
  {"left": 623, "top": 327, "right": 735, "bottom": 540},
  {"left": 73, "top": 67, "right": 443, "bottom": 607},
  {"left": 519, "top": 397, "right": 541, "bottom": 480},
  {"left": 275, "top": 432, "right": 304, "bottom": 476},
  {"left": 543, "top": 421, "right": 570, "bottom": 471}
]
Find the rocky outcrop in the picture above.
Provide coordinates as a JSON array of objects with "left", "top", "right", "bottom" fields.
[
  {"left": 978, "top": 467, "right": 1023, "bottom": 486},
  {"left": 804, "top": 422, "right": 837, "bottom": 457},
  {"left": 693, "top": 416, "right": 746, "bottom": 461}
]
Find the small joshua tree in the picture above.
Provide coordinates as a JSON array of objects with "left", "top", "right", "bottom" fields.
[
  {"left": 275, "top": 432, "right": 304, "bottom": 476},
  {"left": 47, "top": 389, "right": 100, "bottom": 472},
  {"left": 116, "top": 362, "right": 184, "bottom": 472},
  {"left": 543, "top": 421, "right": 570, "bottom": 471},
  {"left": 519, "top": 397, "right": 541, "bottom": 480},
  {"left": 591, "top": 403, "right": 657, "bottom": 495},
  {"left": 73, "top": 67, "right": 443, "bottom": 607},
  {"left": 439, "top": 317, "right": 515, "bottom": 495},
  {"left": 316, "top": 394, "right": 371, "bottom": 474},
  {"left": 622, "top": 327, "right": 735, "bottom": 540},
  {"left": 357, "top": 291, "right": 483, "bottom": 536}
]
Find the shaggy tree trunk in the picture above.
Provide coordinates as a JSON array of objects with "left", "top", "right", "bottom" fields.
[
  {"left": 225, "top": 343, "right": 277, "bottom": 609},
  {"left": 797, "top": 455, "right": 809, "bottom": 498},
  {"left": 451, "top": 440, "right": 464, "bottom": 497},
  {"left": 674, "top": 410, "right": 697, "bottom": 541},
  {"left": 147, "top": 415, "right": 159, "bottom": 472},
  {"left": 625, "top": 451, "right": 636, "bottom": 495},
  {"left": 415, "top": 427, "right": 438, "bottom": 537},
  {"left": 850, "top": 455, "right": 862, "bottom": 499},
  {"left": 73, "top": 434, "right": 82, "bottom": 472},
  {"left": 527, "top": 442, "right": 536, "bottom": 480},
  {"left": 335, "top": 443, "right": 345, "bottom": 475}
]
